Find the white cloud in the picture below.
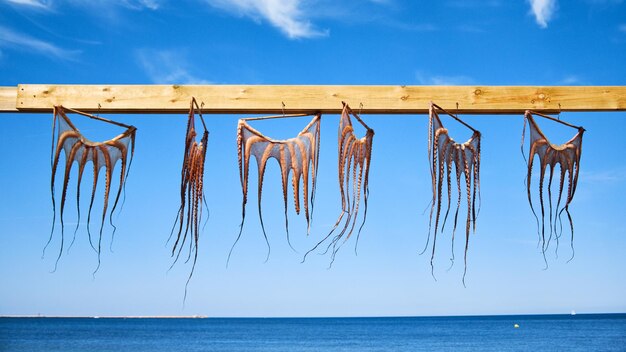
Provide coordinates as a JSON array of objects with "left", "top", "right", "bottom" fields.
[
  {"left": 3, "top": 0, "right": 51, "bottom": 9},
  {"left": 457, "top": 24, "right": 487, "bottom": 33},
  {"left": 204, "top": 0, "right": 328, "bottom": 39},
  {"left": 580, "top": 169, "right": 626, "bottom": 183},
  {"left": 0, "top": 26, "right": 80, "bottom": 60},
  {"left": 120, "top": 0, "right": 160, "bottom": 10},
  {"left": 3, "top": 0, "right": 161, "bottom": 11},
  {"left": 527, "top": 0, "right": 557, "bottom": 28},
  {"left": 446, "top": 0, "right": 501, "bottom": 7},
  {"left": 135, "top": 48, "right": 210, "bottom": 84},
  {"left": 584, "top": 0, "right": 623, "bottom": 4},
  {"left": 386, "top": 21, "right": 437, "bottom": 32},
  {"left": 416, "top": 71, "right": 474, "bottom": 85},
  {"left": 559, "top": 75, "right": 582, "bottom": 84},
  {"left": 69, "top": 0, "right": 161, "bottom": 10}
]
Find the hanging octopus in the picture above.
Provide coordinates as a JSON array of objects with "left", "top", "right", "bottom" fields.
[
  {"left": 228, "top": 112, "right": 321, "bottom": 265},
  {"left": 423, "top": 102, "right": 481, "bottom": 285},
  {"left": 46, "top": 106, "right": 136, "bottom": 272},
  {"left": 521, "top": 110, "right": 584, "bottom": 263},
  {"left": 304, "top": 103, "right": 374, "bottom": 266},
  {"left": 169, "top": 98, "right": 209, "bottom": 295}
]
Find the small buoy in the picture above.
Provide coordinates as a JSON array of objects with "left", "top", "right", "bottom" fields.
[{"left": 514, "top": 324, "right": 519, "bottom": 328}]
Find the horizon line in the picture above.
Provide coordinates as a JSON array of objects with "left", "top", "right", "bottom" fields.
[{"left": 2, "top": 312, "right": 625, "bottom": 319}]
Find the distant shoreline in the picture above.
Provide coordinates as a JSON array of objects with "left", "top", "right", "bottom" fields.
[
  {"left": 1, "top": 313, "right": 625, "bottom": 319},
  {"left": 0, "top": 315, "right": 209, "bottom": 319}
]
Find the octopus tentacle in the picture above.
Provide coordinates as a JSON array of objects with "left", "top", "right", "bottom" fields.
[
  {"left": 45, "top": 130, "right": 81, "bottom": 259},
  {"left": 51, "top": 141, "right": 82, "bottom": 271},
  {"left": 430, "top": 136, "right": 450, "bottom": 279},
  {"left": 426, "top": 103, "right": 481, "bottom": 284},
  {"left": 304, "top": 104, "right": 373, "bottom": 264},
  {"left": 232, "top": 113, "right": 321, "bottom": 265},
  {"left": 170, "top": 99, "right": 209, "bottom": 301},
  {"left": 344, "top": 144, "right": 364, "bottom": 241},
  {"left": 441, "top": 142, "right": 454, "bottom": 232},
  {"left": 538, "top": 153, "right": 548, "bottom": 254},
  {"left": 48, "top": 106, "right": 136, "bottom": 271},
  {"left": 526, "top": 141, "right": 542, "bottom": 248},
  {"left": 324, "top": 146, "right": 359, "bottom": 259},
  {"left": 86, "top": 148, "right": 99, "bottom": 252},
  {"left": 462, "top": 148, "right": 472, "bottom": 287},
  {"left": 278, "top": 145, "right": 296, "bottom": 252},
  {"left": 354, "top": 132, "right": 374, "bottom": 254},
  {"left": 465, "top": 141, "right": 480, "bottom": 230},
  {"left": 173, "top": 143, "right": 198, "bottom": 264},
  {"left": 553, "top": 155, "right": 567, "bottom": 253},
  {"left": 448, "top": 150, "right": 463, "bottom": 270},
  {"left": 302, "top": 134, "right": 355, "bottom": 261},
  {"left": 93, "top": 145, "right": 113, "bottom": 275},
  {"left": 68, "top": 147, "right": 90, "bottom": 252},
  {"left": 257, "top": 144, "right": 275, "bottom": 262},
  {"left": 421, "top": 127, "right": 445, "bottom": 255},
  {"left": 522, "top": 111, "right": 584, "bottom": 264},
  {"left": 545, "top": 160, "right": 555, "bottom": 253},
  {"left": 296, "top": 139, "right": 311, "bottom": 234},
  {"left": 106, "top": 140, "right": 128, "bottom": 252},
  {"left": 310, "top": 122, "right": 321, "bottom": 221}
]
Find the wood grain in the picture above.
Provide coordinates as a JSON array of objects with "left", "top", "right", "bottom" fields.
[
  {"left": 0, "top": 87, "right": 18, "bottom": 112},
  {"left": 1, "top": 84, "right": 624, "bottom": 114}
]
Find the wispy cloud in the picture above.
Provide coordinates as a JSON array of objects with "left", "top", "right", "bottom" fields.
[
  {"left": 527, "top": 0, "right": 557, "bottom": 28},
  {"left": 416, "top": 71, "right": 474, "bottom": 85},
  {"left": 204, "top": 0, "right": 328, "bottom": 39},
  {"left": 67, "top": 0, "right": 161, "bottom": 11},
  {"left": 3, "top": 0, "right": 51, "bottom": 9},
  {"left": 446, "top": 0, "right": 501, "bottom": 8},
  {"left": 457, "top": 24, "right": 487, "bottom": 33},
  {"left": 385, "top": 21, "right": 437, "bottom": 32},
  {"left": 135, "top": 48, "right": 210, "bottom": 84},
  {"left": 584, "top": 0, "right": 623, "bottom": 4},
  {"left": 120, "top": 0, "right": 160, "bottom": 10},
  {"left": 559, "top": 75, "right": 583, "bottom": 85},
  {"left": 3, "top": 0, "right": 161, "bottom": 11},
  {"left": 0, "top": 25, "right": 80, "bottom": 60},
  {"left": 580, "top": 169, "right": 626, "bottom": 183}
]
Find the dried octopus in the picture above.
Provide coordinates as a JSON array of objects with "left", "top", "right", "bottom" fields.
[
  {"left": 228, "top": 112, "right": 321, "bottom": 265},
  {"left": 304, "top": 103, "right": 374, "bottom": 266},
  {"left": 423, "top": 102, "right": 481, "bottom": 285},
  {"left": 46, "top": 106, "right": 136, "bottom": 272},
  {"left": 522, "top": 110, "right": 584, "bottom": 263},
  {"left": 169, "top": 98, "right": 209, "bottom": 292}
]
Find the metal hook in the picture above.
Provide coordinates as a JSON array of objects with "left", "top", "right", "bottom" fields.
[
  {"left": 456, "top": 102, "right": 459, "bottom": 118},
  {"left": 359, "top": 102, "right": 363, "bottom": 116},
  {"left": 97, "top": 103, "right": 101, "bottom": 118},
  {"left": 557, "top": 103, "right": 562, "bottom": 120},
  {"left": 282, "top": 101, "right": 286, "bottom": 117}
]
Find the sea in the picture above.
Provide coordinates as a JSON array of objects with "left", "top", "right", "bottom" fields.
[{"left": 1, "top": 314, "right": 625, "bottom": 351}]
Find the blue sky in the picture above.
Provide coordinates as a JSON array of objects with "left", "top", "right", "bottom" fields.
[{"left": 0, "top": 0, "right": 625, "bottom": 317}]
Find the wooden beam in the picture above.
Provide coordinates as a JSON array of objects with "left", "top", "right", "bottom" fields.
[
  {"left": 1, "top": 84, "right": 625, "bottom": 114},
  {"left": 0, "top": 87, "right": 18, "bottom": 112}
]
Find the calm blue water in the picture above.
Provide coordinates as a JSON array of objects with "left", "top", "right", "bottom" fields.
[{"left": 1, "top": 314, "right": 625, "bottom": 352}]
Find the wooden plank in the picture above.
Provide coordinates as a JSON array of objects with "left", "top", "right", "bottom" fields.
[
  {"left": 0, "top": 86, "right": 18, "bottom": 112},
  {"left": 4, "top": 84, "right": 626, "bottom": 114}
]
